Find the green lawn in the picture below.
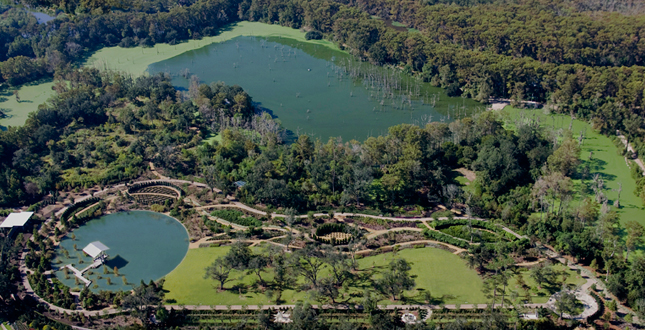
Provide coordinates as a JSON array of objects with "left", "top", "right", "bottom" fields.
[
  {"left": 502, "top": 107, "right": 645, "bottom": 238},
  {"left": 0, "top": 81, "right": 55, "bottom": 129},
  {"left": 507, "top": 264, "right": 586, "bottom": 304},
  {"left": 360, "top": 247, "right": 487, "bottom": 305},
  {"left": 162, "top": 246, "right": 487, "bottom": 306},
  {"left": 83, "top": 21, "right": 341, "bottom": 77}
]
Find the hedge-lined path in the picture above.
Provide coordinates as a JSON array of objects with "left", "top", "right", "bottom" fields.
[
  {"left": 20, "top": 176, "right": 537, "bottom": 320},
  {"left": 364, "top": 227, "right": 424, "bottom": 239},
  {"left": 192, "top": 203, "right": 526, "bottom": 240},
  {"left": 129, "top": 192, "right": 178, "bottom": 199},
  {"left": 537, "top": 244, "right": 621, "bottom": 319},
  {"left": 354, "top": 240, "right": 467, "bottom": 256}
]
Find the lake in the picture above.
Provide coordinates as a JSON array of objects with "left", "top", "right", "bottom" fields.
[
  {"left": 148, "top": 36, "right": 483, "bottom": 141},
  {"left": 53, "top": 211, "right": 189, "bottom": 292}
]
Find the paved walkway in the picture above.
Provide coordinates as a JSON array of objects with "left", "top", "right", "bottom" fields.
[
  {"left": 364, "top": 227, "right": 424, "bottom": 239},
  {"left": 199, "top": 203, "right": 526, "bottom": 240},
  {"left": 19, "top": 176, "right": 535, "bottom": 320},
  {"left": 617, "top": 130, "right": 645, "bottom": 175},
  {"left": 64, "top": 265, "right": 91, "bottom": 287},
  {"left": 537, "top": 245, "right": 606, "bottom": 320}
]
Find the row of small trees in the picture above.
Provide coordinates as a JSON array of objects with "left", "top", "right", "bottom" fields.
[
  {"left": 126, "top": 181, "right": 183, "bottom": 196},
  {"left": 59, "top": 197, "right": 102, "bottom": 223},
  {"left": 205, "top": 242, "right": 417, "bottom": 304}
]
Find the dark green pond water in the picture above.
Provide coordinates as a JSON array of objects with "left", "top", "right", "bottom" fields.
[
  {"left": 53, "top": 211, "right": 189, "bottom": 292},
  {"left": 148, "top": 36, "right": 483, "bottom": 141}
]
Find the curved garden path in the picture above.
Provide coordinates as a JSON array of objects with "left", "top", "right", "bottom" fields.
[
  {"left": 196, "top": 202, "right": 526, "bottom": 240},
  {"left": 23, "top": 176, "right": 598, "bottom": 323},
  {"left": 364, "top": 227, "right": 425, "bottom": 239}
]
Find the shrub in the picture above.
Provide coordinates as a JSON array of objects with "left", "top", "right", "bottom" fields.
[
  {"left": 315, "top": 223, "right": 346, "bottom": 236},
  {"left": 423, "top": 229, "right": 469, "bottom": 249},
  {"left": 587, "top": 290, "right": 605, "bottom": 322},
  {"left": 446, "top": 83, "right": 462, "bottom": 97},
  {"left": 211, "top": 210, "right": 261, "bottom": 227},
  {"left": 60, "top": 197, "right": 102, "bottom": 222},
  {"left": 313, "top": 223, "right": 351, "bottom": 245},
  {"left": 305, "top": 31, "right": 323, "bottom": 40},
  {"left": 439, "top": 225, "right": 500, "bottom": 243}
]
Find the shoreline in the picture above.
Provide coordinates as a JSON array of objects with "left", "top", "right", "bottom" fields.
[{"left": 83, "top": 21, "right": 342, "bottom": 77}]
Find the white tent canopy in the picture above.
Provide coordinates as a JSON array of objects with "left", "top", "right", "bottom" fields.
[
  {"left": 0, "top": 212, "right": 34, "bottom": 228},
  {"left": 83, "top": 241, "right": 109, "bottom": 259}
]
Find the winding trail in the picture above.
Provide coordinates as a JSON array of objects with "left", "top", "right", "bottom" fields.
[{"left": 18, "top": 177, "right": 546, "bottom": 323}]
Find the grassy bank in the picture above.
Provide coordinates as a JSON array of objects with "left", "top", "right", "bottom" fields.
[
  {"left": 83, "top": 21, "right": 341, "bottom": 77},
  {"left": 1, "top": 22, "right": 339, "bottom": 128},
  {"left": 0, "top": 81, "right": 55, "bottom": 129},
  {"left": 502, "top": 107, "right": 645, "bottom": 235},
  {"left": 162, "top": 246, "right": 487, "bottom": 306}
]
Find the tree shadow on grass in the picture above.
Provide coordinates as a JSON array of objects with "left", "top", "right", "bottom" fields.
[
  {"left": 230, "top": 283, "right": 254, "bottom": 299},
  {"left": 579, "top": 158, "right": 617, "bottom": 181},
  {"left": 406, "top": 288, "right": 455, "bottom": 305}
]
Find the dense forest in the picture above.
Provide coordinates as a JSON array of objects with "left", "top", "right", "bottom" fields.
[
  {"left": 2, "top": 0, "right": 645, "bottom": 156},
  {"left": 3, "top": 0, "right": 645, "bottom": 324}
]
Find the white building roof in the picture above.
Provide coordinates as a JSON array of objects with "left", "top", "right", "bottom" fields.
[
  {"left": 83, "top": 241, "right": 109, "bottom": 258},
  {"left": 0, "top": 212, "right": 34, "bottom": 228}
]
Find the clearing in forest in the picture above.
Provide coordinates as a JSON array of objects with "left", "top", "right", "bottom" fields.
[{"left": 503, "top": 107, "right": 645, "bottom": 245}]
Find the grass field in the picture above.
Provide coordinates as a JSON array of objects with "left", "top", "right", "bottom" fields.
[
  {"left": 507, "top": 263, "right": 586, "bottom": 304},
  {"left": 361, "top": 247, "right": 487, "bottom": 305},
  {"left": 502, "top": 106, "right": 645, "bottom": 235},
  {"left": 162, "top": 246, "right": 487, "bottom": 306},
  {"left": 83, "top": 21, "right": 341, "bottom": 77},
  {"left": 0, "top": 81, "right": 54, "bottom": 129}
]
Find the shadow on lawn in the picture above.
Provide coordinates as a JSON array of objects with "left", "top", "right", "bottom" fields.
[
  {"left": 404, "top": 288, "right": 455, "bottom": 305},
  {"left": 580, "top": 158, "right": 617, "bottom": 182}
]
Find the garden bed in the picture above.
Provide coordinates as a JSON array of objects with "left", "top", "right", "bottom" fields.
[{"left": 344, "top": 216, "right": 420, "bottom": 230}]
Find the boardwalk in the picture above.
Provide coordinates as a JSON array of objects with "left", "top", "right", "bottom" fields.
[
  {"left": 64, "top": 259, "right": 104, "bottom": 287},
  {"left": 64, "top": 265, "right": 91, "bottom": 287},
  {"left": 20, "top": 176, "right": 605, "bottom": 322}
]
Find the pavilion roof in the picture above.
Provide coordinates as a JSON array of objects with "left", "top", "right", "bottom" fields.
[
  {"left": 0, "top": 212, "right": 33, "bottom": 228},
  {"left": 83, "top": 241, "right": 109, "bottom": 258}
]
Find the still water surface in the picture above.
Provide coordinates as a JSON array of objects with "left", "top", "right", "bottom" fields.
[
  {"left": 148, "top": 36, "right": 483, "bottom": 141},
  {"left": 53, "top": 211, "right": 189, "bottom": 292}
]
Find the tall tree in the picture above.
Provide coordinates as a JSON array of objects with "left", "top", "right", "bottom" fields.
[
  {"left": 626, "top": 221, "right": 644, "bottom": 260},
  {"left": 121, "top": 284, "right": 162, "bottom": 325},
  {"left": 375, "top": 258, "right": 415, "bottom": 301},
  {"left": 205, "top": 257, "right": 233, "bottom": 290}
]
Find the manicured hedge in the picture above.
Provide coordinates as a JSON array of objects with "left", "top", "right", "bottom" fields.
[
  {"left": 60, "top": 197, "right": 102, "bottom": 222},
  {"left": 313, "top": 223, "right": 351, "bottom": 245},
  {"left": 127, "top": 181, "right": 184, "bottom": 196},
  {"left": 423, "top": 229, "right": 470, "bottom": 249},
  {"left": 211, "top": 209, "right": 261, "bottom": 227},
  {"left": 439, "top": 225, "right": 500, "bottom": 243},
  {"left": 315, "top": 223, "right": 346, "bottom": 236},
  {"left": 431, "top": 219, "right": 517, "bottom": 241},
  {"left": 587, "top": 290, "right": 605, "bottom": 322}
]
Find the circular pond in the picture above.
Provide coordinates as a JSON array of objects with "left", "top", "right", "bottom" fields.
[{"left": 53, "top": 211, "right": 189, "bottom": 292}]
